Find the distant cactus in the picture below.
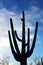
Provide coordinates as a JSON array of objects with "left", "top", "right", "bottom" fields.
[
  {"left": 34, "top": 57, "right": 43, "bottom": 65},
  {"left": 34, "top": 57, "right": 40, "bottom": 65},
  {"left": 8, "top": 11, "right": 38, "bottom": 65},
  {"left": 41, "top": 57, "right": 43, "bottom": 65}
]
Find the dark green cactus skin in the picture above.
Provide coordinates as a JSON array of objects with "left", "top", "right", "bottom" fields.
[{"left": 8, "top": 11, "right": 38, "bottom": 65}]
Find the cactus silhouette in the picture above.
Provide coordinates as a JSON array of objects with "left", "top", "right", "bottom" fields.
[
  {"left": 41, "top": 58, "right": 43, "bottom": 65},
  {"left": 8, "top": 11, "right": 38, "bottom": 65}
]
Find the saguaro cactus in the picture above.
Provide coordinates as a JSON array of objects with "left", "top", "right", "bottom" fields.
[
  {"left": 41, "top": 58, "right": 43, "bottom": 65},
  {"left": 8, "top": 11, "right": 38, "bottom": 65}
]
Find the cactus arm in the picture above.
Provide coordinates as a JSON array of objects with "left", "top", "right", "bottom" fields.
[
  {"left": 14, "top": 30, "right": 22, "bottom": 41},
  {"left": 29, "top": 22, "right": 38, "bottom": 56},
  {"left": 8, "top": 31, "right": 21, "bottom": 61},
  {"left": 25, "top": 28, "right": 30, "bottom": 52},
  {"left": 10, "top": 18, "right": 20, "bottom": 54},
  {"left": 25, "top": 22, "right": 38, "bottom": 58}
]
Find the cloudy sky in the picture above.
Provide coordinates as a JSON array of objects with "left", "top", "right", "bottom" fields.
[{"left": 0, "top": 0, "right": 43, "bottom": 65}]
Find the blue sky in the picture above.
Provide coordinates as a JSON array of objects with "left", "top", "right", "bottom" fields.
[
  {"left": 0, "top": 0, "right": 43, "bottom": 65},
  {"left": 0, "top": 0, "right": 43, "bottom": 12}
]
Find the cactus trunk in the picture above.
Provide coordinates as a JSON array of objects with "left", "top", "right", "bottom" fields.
[
  {"left": 22, "top": 11, "right": 25, "bottom": 55},
  {"left": 21, "top": 59, "right": 27, "bottom": 65}
]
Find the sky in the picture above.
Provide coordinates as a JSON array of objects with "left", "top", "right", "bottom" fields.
[{"left": 0, "top": 0, "right": 43, "bottom": 65}]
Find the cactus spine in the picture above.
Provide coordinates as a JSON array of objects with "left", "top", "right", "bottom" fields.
[{"left": 8, "top": 11, "right": 38, "bottom": 65}]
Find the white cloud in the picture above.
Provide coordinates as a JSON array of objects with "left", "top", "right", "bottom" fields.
[
  {"left": 9, "top": 63, "right": 14, "bottom": 65},
  {"left": 0, "top": 37, "right": 9, "bottom": 47}
]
